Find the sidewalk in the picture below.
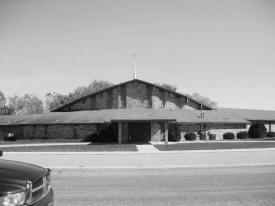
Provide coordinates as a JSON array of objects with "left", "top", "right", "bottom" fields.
[
  {"left": 2, "top": 149, "right": 275, "bottom": 169},
  {"left": 136, "top": 144, "right": 159, "bottom": 153},
  {"left": 2, "top": 141, "right": 275, "bottom": 152}
]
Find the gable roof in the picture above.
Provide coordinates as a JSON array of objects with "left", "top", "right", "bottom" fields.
[{"left": 52, "top": 79, "right": 214, "bottom": 111}]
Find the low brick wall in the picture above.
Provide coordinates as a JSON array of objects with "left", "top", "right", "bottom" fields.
[
  {"left": 207, "top": 124, "right": 248, "bottom": 140},
  {"left": 0, "top": 124, "right": 97, "bottom": 140},
  {"left": 177, "top": 124, "right": 201, "bottom": 141},
  {"left": 174, "top": 123, "right": 247, "bottom": 141}
]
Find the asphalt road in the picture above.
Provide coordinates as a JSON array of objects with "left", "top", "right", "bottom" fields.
[{"left": 52, "top": 165, "right": 275, "bottom": 206}]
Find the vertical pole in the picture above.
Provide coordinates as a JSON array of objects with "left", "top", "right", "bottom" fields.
[
  {"left": 198, "top": 124, "right": 202, "bottom": 141},
  {"left": 118, "top": 122, "right": 122, "bottom": 144},
  {"left": 133, "top": 53, "right": 137, "bottom": 79},
  {"left": 164, "top": 122, "right": 168, "bottom": 145}
]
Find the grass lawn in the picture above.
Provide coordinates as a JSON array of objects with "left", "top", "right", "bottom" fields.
[
  {"left": 1, "top": 144, "right": 138, "bottom": 152},
  {"left": 0, "top": 139, "right": 83, "bottom": 145},
  {"left": 155, "top": 141, "right": 275, "bottom": 151}
]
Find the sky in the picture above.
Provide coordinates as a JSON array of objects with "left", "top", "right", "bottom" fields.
[{"left": 0, "top": 0, "right": 274, "bottom": 110}]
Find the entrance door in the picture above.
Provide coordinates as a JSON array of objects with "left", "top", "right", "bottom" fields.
[{"left": 129, "top": 123, "right": 151, "bottom": 143}]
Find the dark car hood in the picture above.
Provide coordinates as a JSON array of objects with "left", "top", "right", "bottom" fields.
[
  {"left": 0, "top": 159, "right": 47, "bottom": 195},
  {"left": 0, "top": 180, "right": 26, "bottom": 196}
]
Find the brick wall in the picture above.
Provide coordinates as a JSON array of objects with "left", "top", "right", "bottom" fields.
[
  {"left": 177, "top": 124, "right": 201, "bottom": 141},
  {"left": 207, "top": 124, "right": 247, "bottom": 140},
  {"left": 112, "top": 87, "right": 121, "bottom": 109},
  {"left": 96, "top": 91, "right": 107, "bottom": 109},
  {"left": 74, "top": 124, "right": 97, "bottom": 139},
  {"left": 56, "top": 81, "right": 205, "bottom": 111},
  {"left": 151, "top": 122, "right": 163, "bottom": 141},
  {"left": 175, "top": 123, "right": 247, "bottom": 141},
  {"left": 23, "top": 125, "right": 34, "bottom": 139},
  {"left": 152, "top": 87, "right": 163, "bottom": 108},
  {"left": 126, "top": 82, "right": 148, "bottom": 108},
  {"left": 118, "top": 122, "right": 128, "bottom": 143},
  {"left": 33, "top": 125, "right": 46, "bottom": 139},
  {"left": 164, "top": 92, "right": 177, "bottom": 109},
  {"left": 46, "top": 125, "right": 74, "bottom": 139},
  {"left": 70, "top": 99, "right": 91, "bottom": 111},
  {"left": 12, "top": 124, "right": 98, "bottom": 139}
]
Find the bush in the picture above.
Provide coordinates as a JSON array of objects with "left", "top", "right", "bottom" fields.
[
  {"left": 198, "top": 132, "right": 206, "bottom": 140},
  {"left": 248, "top": 124, "right": 267, "bottom": 139},
  {"left": 168, "top": 123, "right": 180, "bottom": 142},
  {"left": 266, "top": 132, "right": 275, "bottom": 137},
  {"left": 208, "top": 133, "right": 216, "bottom": 140},
  {"left": 236, "top": 131, "right": 248, "bottom": 139},
  {"left": 184, "top": 132, "right": 196, "bottom": 141},
  {"left": 223, "top": 132, "right": 235, "bottom": 140},
  {"left": 82, "top": 123, "right": 118, "bottom": 143},
  {"left": 82, "top": 133, "right": 99, "bottom": 142}
]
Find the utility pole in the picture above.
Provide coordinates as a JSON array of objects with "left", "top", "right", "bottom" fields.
[{"left": 133, "top": 53, "right": 137, "bottom": 79}]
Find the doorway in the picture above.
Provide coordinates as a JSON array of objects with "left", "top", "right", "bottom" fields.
[{"left": 129, "top": 122, "right": 151, "bottom": 143}]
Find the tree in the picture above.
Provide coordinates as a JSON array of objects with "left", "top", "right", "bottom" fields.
[
  {"left": 7, "top": 94, "right": 44, "bottom": 115},
  {"left": 6, "top": 95, "right": 20, "bottom": 114},
  {"left": 190, "top": 93, "right": 218, "bottom": 108},
  {"left": 0, "top": 91, "right": 6, "bottom": 108},
  {"left": 45, "top": 92, "right": 70, "bottom": 112},
  {"left": 155, "top": 82, "right": 217, "bottom": 108},
  {"left": 155, "top": 83, "right": 177, "bottom": 92},
  {"left": 69, "top": 80, "right": 114, "bottom": 100},
  {"left": 45, "top": 80, "right": 114, "bottom": 111}
]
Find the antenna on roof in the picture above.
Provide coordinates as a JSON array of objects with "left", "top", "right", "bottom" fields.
[{"left": 133, "top": 53, "right": 137, "bottom": 79}]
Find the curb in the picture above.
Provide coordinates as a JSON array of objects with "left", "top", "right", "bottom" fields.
[
  {"left": 4, "top": 148, "right": 275, "bottom": 155},
  {"left": 49, "top": 163, "right": 275, "bottom": 169}
]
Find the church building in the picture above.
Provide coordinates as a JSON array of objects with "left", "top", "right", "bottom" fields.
[{"left": 0, "top": 79, "right": 274, "bottom": 143}]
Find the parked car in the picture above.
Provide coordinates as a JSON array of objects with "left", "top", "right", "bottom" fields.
[
  {"left": 3, "top": 133, "right": 17, "bottom": 141},
  {"left": 0, "top": 151, "right": 54, "bottom": 206}
]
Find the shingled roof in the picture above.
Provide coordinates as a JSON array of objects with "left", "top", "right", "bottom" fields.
[
  {"left": 219, "top": 108, "right": 275, "bottom": 123},
  {"left": 0, "top": 109, "right": 248, "bottom": 125}
]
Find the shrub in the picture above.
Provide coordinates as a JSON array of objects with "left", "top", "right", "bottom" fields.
[
  {"left": 236, "top": 131, "right": 248, "bottom": 139},
  {"left": 168, "top": 123, "right": 180, "bottom": 142},
  {"left": 184, "top": 132, "right": 196, "bottom": 141},
  {"left": 248, "top": 124, "right": 266, "bottom": 139},
  {"left": 208, "top": 133, "right": 216, "bottom": 140},
  {"left": 82, "top": 133, "right": 99, "bottom": 142},
  {"left": 82, "top": 123, "right": 118, "bottom": 143},
  {"left": 223, "top": 132, "right": 235, "bottom": 140},
  {"left": 198, "top": 132, "right": 206, "bottom": 140},
  {"left": 266, "top": 132, "right": 275, "bottom": 137}
]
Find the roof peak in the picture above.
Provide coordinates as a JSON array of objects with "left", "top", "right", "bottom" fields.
[{"left": 52, "top": 78, "right": 214, "bottom": 111}]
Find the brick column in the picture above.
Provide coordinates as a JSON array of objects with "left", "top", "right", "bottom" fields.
[
  {"left": 164, "top": 122, "right": 168, "bottom": 145},
  {"left": 118, "top": 122, "right": 128, "bottom": 144},
  {"left": 118, "top": 122, "right": 122, "bottom": 144},
  {"left": 197, "top": 124, "right": 202, "bottom": 141}
]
